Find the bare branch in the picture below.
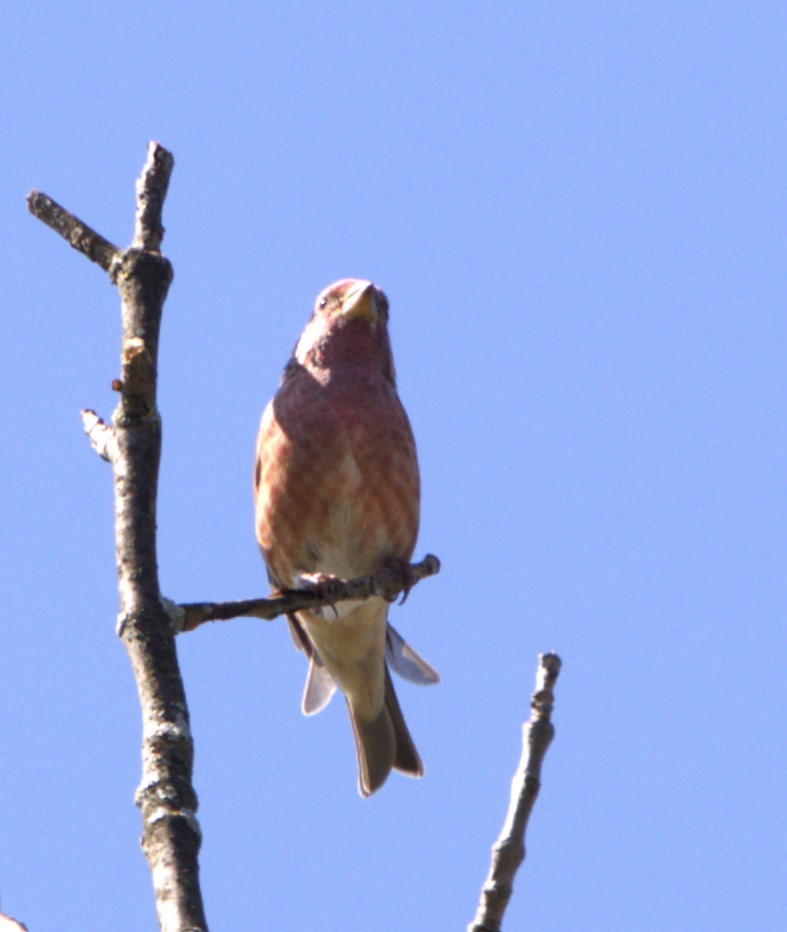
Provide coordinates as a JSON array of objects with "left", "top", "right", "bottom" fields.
[
  {"left": 133, "top": 141, "right": 174, "bottom": 252},
  {"left": 111, "top": 147, "right": 207, "bottom": 932},
  {"left": 469, "top": 652, "right": 562, "bottom": 932},
  {"left": 30, "top": 143, "right": 207, "bottom": 932},
  {"left": 80, "top": 408, "right": 118, "bottom": 463},
  {"left": 176, "top": 553, "right": 441, "bottom": 632},
  {"left": 26, "top": 190, "right": 120, "bottom": 272}
]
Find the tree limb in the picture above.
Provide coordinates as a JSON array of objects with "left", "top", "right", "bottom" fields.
[
  {"left": 25, "top": 190, "right": 120, "bottom": 272},
  {"left": 175, "top": 554, "right": 441, "bottom": 632},
  {"left": 468, "top": 652, "right": 562, "bottom": 932},
  {"left": 29, "top": 142, "right": 207, "bottom": 932}
]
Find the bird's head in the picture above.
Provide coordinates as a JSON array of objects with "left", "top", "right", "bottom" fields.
[
  {"left": 292, "top": 279, "right": 396, "bottom": 382},
  {"left": 315, "top": 279, "right": 389, "bottom": 326}
]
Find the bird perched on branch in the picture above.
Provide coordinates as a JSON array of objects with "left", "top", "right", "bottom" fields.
[{"left": 254, "top": 279, "right": 438, "bottom": 796}]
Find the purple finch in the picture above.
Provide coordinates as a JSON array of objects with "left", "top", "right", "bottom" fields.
[{"left": 254, "top": 279, "right": 438, "bottom": 796}]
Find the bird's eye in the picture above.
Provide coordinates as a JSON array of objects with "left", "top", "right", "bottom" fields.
[{"left": 319, "top": 298, "right": 328, "bottom": 308}]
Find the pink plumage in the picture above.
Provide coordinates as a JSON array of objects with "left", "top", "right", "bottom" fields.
[{"left": 254, "top": 279, "right": 438, "bottom": 796}]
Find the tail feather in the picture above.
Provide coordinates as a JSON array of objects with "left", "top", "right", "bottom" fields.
[
  {"left": 385, "top": 668, "right": 423, "bottom": 777},
  {"left": 349, "top": 667, "right": 423, "bottom": 797}
]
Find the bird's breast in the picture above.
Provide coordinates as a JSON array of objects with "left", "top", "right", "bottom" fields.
[{"left": 255, "top": 371, "right": 420, "bottom": 584}]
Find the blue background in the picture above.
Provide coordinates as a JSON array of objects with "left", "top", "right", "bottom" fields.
[{"left": 3, "top": 3, "right": 785, "bottom": 929}]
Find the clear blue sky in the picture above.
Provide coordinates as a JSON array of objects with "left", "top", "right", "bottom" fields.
[{"left": 3, "top": 3, "right": 785, "bottom": 930}]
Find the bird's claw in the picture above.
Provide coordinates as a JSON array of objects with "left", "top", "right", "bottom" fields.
[
  {"left": 296, "top": 572, "right": 342, "bottom": 618},
  {"left": 383, "top": 557, "right": 416, "bottom": 605}
]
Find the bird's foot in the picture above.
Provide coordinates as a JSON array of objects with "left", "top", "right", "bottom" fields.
[
  {"left": 382, "top": 557, "right": 417, "bottom": 605},
  {"left": 296, "top": 572, "right": 343, "bottom": 618}
]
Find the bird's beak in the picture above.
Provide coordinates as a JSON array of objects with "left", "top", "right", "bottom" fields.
[{"left": 340, "top": 280, "right": 378, "bottom": 323}]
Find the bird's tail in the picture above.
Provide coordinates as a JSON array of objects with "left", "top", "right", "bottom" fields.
[{"left": 349, "top": 666, "right": 423, "bottom": 797}]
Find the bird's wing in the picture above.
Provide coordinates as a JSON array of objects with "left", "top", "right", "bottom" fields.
[
  {"left": 287, "top": 613, "right": 338, "bottom": 714},
  {"left": 302, "top": 653, "right": 338, "bottom": 715},
  {"left": 386, "top": 623, "right": 440, "bottom": 685}
]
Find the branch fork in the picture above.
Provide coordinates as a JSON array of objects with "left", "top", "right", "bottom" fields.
[{"left": 29, "top": 143, "right": 205, "bottom": 932}]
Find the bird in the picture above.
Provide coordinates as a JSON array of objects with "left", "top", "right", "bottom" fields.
[{"left": 254, "top": 278, "right": 439, "bottom": 796}]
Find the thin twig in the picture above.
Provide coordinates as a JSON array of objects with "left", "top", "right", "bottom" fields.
[
  {"left": 26, "top": 190, "right": 120, "bottom": 272},
  {"left": 80, "top": 408, "right": 118, "bottom": 463},
  {"left": 133, "top": 144, "right": 174, "bottom": 252},
  {"left": 176, "top": 554, "right": 441, "bottom": 632},
  {"left": 468, "top": 652, "right": 562, "bottom": 932}
]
